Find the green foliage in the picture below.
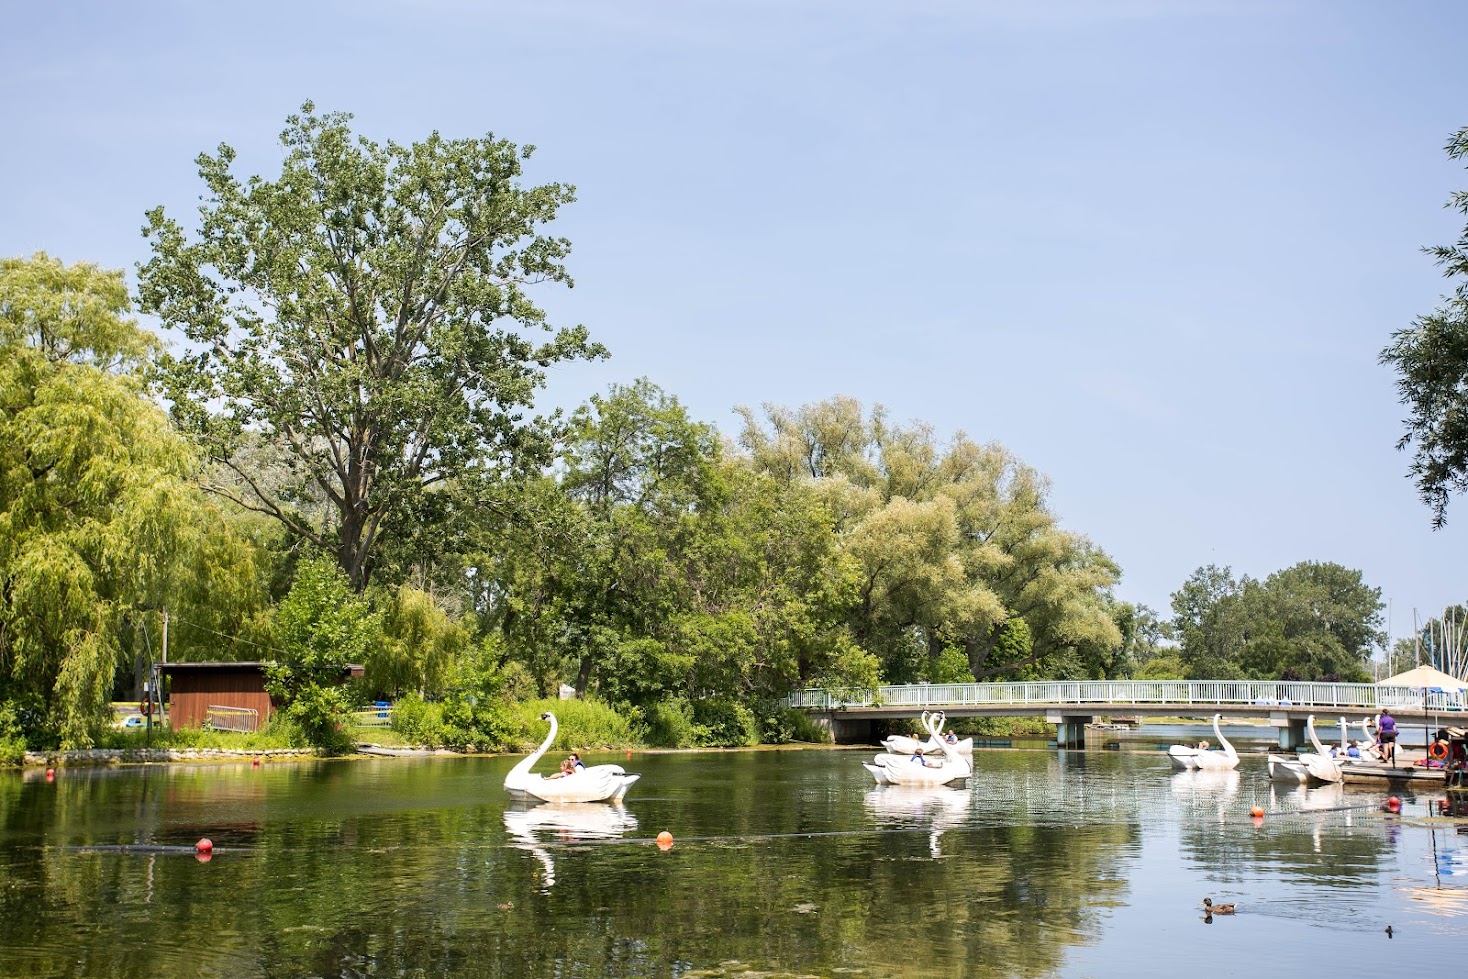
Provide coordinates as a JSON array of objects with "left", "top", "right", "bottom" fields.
[
  {"left": 641, "top": 697, "right": 701, "bottom": 748},
  {"left": 266, "top": 557, "right": 380, "bottom": 751},
  {"left": 0, "top": 704, "right": 25, "bottom": 765},
  {"left": 1135, "top": 653, "right": 1187, "bottom": 680},
  {"left": 1381, "top": 125, "right": 1468, "bottom": 528},
  {"left": 506, "top": 698, "right": 638, "bottom": 751},
  {"left": 388, "top": 695, "right": 448, "bottom": 747},
  {"left": 138, "top": 102, "right": 606, "bottom": 590},
  {"left": 639, "top": 696, "right": 764, "bottom": 748},
  {"left": 691, "top": 697, "right": 760, "bottom": 747},
  {"left": 368, "top": 585, "right": 472, "bottom": 699},
  {"left": 1171, "top": 562, "right": 1382, "bottom": 681},
  {"left": 925, "top": 646, "right": 975, "bottom": 684},
  {"left": 752, "top": 699, "right": 833, "bottom": 745},
  {"left": 0, "top": 253, "right": 266, "bottom": 748},
  {"left": 736, "top": 396, "right": 1121, "bottom": 683}
]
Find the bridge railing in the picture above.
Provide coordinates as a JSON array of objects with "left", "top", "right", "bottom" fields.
[{"left": 783, "top": 680, "right": 1468, "bottom": 712}]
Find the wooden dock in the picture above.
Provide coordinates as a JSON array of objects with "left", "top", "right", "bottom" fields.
[{"left": 1340, "top": 761, "right": 1446, "bottom": 785}]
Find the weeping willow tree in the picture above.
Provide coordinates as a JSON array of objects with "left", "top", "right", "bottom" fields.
[
  {"left": 0, "top": 253, "right": 264, "bottom": 747},
  {"left": 737, "top": 396, "right": 1122, "bottom": 682}
]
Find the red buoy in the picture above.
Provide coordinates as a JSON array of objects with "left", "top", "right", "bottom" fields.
[
  {"left": 1386, "top": 796, "right": 1402, "bottom": 813},
  {"left": 252, "top": 757, "right": 261, "bottom": 768},
  {"left": 195, "top": 838, "right": 213, "bottom": 854},
  {"left": 45, "top": 768, "right": 54, "bottom": 778},
  {"left": 1250, "top": 806, "right": 1264, "bottom": 819}
]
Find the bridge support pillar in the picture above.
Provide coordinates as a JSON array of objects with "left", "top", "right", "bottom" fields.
[
  {"left": 813, "top": 712, "right": 876, "bottom": 745},
  {"left": 1046, "top": 713, "right": 1093, "bottom": 749},
  {"left": 1270, "top": 713, "right": 1306, "bottom": 751}
]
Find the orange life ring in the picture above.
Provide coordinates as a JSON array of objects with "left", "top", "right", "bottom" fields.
[
  {"left": 139, "top": 698, "right": 153, "bottom": 717},
  {"left": 1430, "top": 741, "right": 1448, "bottom": 760}
]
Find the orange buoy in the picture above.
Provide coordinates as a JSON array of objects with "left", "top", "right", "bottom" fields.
[
  {"left": 195, "top": 838, "right": 213, "bottom": 854},
  {"left": 252, "top": 757, "right": 261, "bottom": 768},
  {"left": 626, "top": 749, "right": 633, "bottom": 759},
  {"left": 1250, "top": 806, "right": 1264, "bottom": 818},
  {"left": 656, "top": 831, "right": 673, "bottom": 850}
]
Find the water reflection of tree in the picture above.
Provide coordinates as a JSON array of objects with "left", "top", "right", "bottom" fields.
[{"left": 0, "top": 753, "right": 1147, "bottom": 978}]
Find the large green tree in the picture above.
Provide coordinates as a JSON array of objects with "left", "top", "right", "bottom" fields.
[
  {"left": 482, "top": 381, "right": 874, "bottom": 709},
  {"left": 1381, "top": 125, "right": 1468, "bottom": 527},
  {"left": 737, "top": 396, "right": 1121, "bottom": 682},
  {"left": 138, "top": 103, "right": 605, "bottom": 590},
  {"left": 0, "top": 254, "right": 264, "bottom": 746},
  {"left": 1170, "top": 561, "right": 1382, "bottom": 681}
]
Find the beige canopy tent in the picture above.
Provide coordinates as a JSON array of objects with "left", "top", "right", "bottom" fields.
[
  {"left": 1378, "top": 665, "right": 1468, "bottom": 754},
  {"left": 1378, "top": 665, "right": 1468, "bottom": 691}
]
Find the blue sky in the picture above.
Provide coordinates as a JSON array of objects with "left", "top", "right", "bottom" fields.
[{"left": 4, "top": 1, "right": 1467, "bottom": 650}]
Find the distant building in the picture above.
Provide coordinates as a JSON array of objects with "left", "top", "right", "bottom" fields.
[{"left": 159, "top": 661, "right": 365, "bottom": 732}]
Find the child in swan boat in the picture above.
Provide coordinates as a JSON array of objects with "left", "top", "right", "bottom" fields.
[{"left": 546, "top": 760, "right": 576, "bottom": 779}]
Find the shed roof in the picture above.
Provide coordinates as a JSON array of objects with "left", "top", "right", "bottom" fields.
[{"left": 160, "top": 661, "right": 365, "bottom": 678}]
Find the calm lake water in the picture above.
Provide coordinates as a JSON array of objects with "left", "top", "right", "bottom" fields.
[{"left": 2, "top": 743, "right": 1466, "bottom": 978}]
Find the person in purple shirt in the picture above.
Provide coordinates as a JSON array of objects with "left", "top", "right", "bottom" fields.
[{"left": 1378, "top": 710, "right": 1397, "bottom": 766}]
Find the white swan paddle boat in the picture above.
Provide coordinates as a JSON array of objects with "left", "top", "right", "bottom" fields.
[
  {"left": 1166, "top": 714, "right": 1239, "bottom": 771},
  {"left": 864, "top": 712, "right": 973, "bottom": 786},
  {"left": 504, "top": 712, "right": 641, "bottom": 804},
  {"left": 881, "top": 711, "right": 974, "bottom": 757},
  {"left": 1266, "top": 714, "right": 1342, "bottom": 784}
]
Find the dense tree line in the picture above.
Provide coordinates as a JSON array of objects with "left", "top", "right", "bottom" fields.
[{"left": 0, "top": 106, "right": 1395, "bottom": 752}]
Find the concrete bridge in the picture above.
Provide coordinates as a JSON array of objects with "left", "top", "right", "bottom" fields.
[{"left": 783, "top": 679, "right": 1468, "bottom": 748}]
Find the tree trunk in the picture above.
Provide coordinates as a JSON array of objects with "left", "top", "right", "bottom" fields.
[{"left": 575, "top": 654, "right": 594, "bottom": 697}]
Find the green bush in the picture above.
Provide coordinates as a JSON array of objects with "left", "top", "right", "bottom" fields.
[
  {"left": 692, "top": 698, "right": 760, "bottom": 747},
  {"left": 0, "top": 704, "right": 24, "bottom": 766},
  {"left": 507, "top": 698, "right": 638, "bottom": 751},
  {"left": 756, "top": 702, "right": 832, "bottom": 744},
  {"left": 642, "top": 697, "right": 702, "bottom": 748},
  {"left": 640, "top": 697, "right": 765, "bottom": 748},
  {"left": 390, "top": 695, "right": 448, "bottom": 747},
  {"left": 964, "top": 716, "right": 1050, "bottom": 737}
]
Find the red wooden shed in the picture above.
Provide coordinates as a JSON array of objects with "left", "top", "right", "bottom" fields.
[{"left": 159, "top": 661, "right": 364, "bottom": 732}]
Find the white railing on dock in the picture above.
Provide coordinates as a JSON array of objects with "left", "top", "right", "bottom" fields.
[{"left": 782, "top": 680, "right": 1468, "bottom": 713}]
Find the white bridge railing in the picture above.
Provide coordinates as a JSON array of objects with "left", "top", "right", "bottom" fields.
[{"left": 784, "top": 680, "right": 1468, "bottom": 713}]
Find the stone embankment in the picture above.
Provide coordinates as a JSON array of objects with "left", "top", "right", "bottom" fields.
[{"left": 23, "top": 748, "right": 318, "bottom": 767}]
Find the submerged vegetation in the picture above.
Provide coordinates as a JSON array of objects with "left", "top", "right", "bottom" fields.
[{"left": 0, "top": 106, "right": 1398, "bottom": 758}]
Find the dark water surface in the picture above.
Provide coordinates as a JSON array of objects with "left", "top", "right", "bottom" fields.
[{"left": 2, "top": 747, "right": 1466, "bottom": 977}]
